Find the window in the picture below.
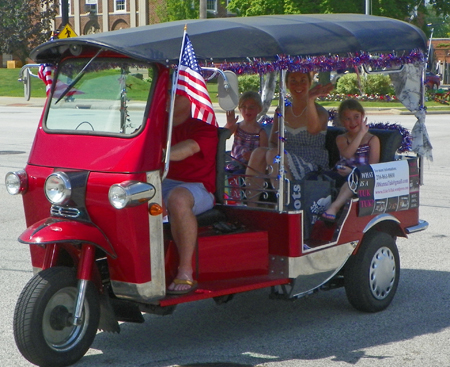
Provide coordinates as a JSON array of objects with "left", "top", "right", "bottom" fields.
[
  {"left": 115, "top": 0, "right": 126, "bottom": 12},
  {"left": 85, "top": 3, "right": 97, "bottom": 15},
  {"left": 207, "top": 0, "right": 217, "bottom": 14},
  {"left": 46, "top": 59, "right": 154, "bottom": 136}
]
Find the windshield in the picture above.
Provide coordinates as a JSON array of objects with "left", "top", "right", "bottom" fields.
[{"left": 45, "top": 59, "right": 154, "bottom": 135}]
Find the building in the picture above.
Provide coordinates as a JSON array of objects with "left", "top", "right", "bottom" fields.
[
  {"left": 54, "top": 0, "right": 233, "bottom": 36},
  {"left": 54, "top": 0, "right": 152, "bottom": 35},
  {"left": 430, "top": 38, "right": 450, "bottom": 84}
]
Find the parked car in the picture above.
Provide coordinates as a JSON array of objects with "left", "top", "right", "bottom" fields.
[{"left": 425, "top": 71, "right": 440, "bottom": 89}]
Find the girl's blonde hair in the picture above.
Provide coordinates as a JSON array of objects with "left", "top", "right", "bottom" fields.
[
  {"left": 238, "top": 91, "right": 263, "bottom": 110},
  {"left": 338, "top": 99, "right": 365, "bottom": 119}
]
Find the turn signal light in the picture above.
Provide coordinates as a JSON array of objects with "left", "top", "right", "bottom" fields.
[{"left": 148, "top": 203, "right": 163, "bottom": 216}]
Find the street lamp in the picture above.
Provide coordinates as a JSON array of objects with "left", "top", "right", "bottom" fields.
[
  {"left": 365, "top": 0, "right": 371, "bottom": 15},
  {"left": 427, "top": 23, "right": 434, "bottom": 70}
]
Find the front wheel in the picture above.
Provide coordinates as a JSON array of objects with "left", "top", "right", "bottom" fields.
[
  {"left": 344, "top": 231, "right": 399, "bottom": 313},
  {"left": 14, "top": 267, "right": 100, "bottom": 367}
]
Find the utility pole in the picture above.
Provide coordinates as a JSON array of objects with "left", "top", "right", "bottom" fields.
[
  {"left": 365, "top": 0, "right": 370, "bottom": 15},
  {"left": 200, "top": 0, "right": 207, "bottom": 19},
  {"left": 60, "top": 0, "right": 69, "bottom": 28}
]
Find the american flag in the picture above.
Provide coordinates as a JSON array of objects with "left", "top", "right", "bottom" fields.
[
  {"left": 38, "top": 63, "right": 84, "bottom": 99},
  {"left": 38, "top": 64, "right": 54, "bottom": 96},
  {"left": 176, "top": 32, "right": 218, "bottom": 126}
]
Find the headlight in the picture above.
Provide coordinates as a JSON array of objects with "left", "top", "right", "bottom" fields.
[
  {"left": 5, "top": 170, "right": 28, "bottom": 195},
  {"left": 109, "top": 181, "right": 156, "bottom": 209},
  {"left": 45, "top": 172, "right": 72, "bottom": 205}
]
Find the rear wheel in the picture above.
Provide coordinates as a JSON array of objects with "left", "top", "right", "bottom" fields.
[
  {"left": 14, "top": 267, "right": 100, "bottom": 367},
  {"left": 344, "top": 231, "right": 399, "bottom": 312}
]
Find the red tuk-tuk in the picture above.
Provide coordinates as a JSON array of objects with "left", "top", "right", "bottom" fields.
[{"left": 6, "top": 14, "right": 429, "bottom": 367}]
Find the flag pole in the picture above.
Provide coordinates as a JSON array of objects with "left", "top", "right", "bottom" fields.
[{"left": 162, "top": 25, "right": 187, "bottom": 181}]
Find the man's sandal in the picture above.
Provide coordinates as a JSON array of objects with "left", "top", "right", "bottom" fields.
[{"left": 167, "top": 278, "right": 198, "bottom": 295}]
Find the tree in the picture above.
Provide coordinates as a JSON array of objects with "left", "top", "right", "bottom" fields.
[
  {"left": 0, "top": 0, "right": 57, "bottom": 63},
  {"left": 426, "top": 5, "right": 450, "bottom": 38},
  {"left": 153, "top": 0, "right": 200, "bottom": 23},
  {"left": 226, "top": 0, "right": 450, "bottom": 30}
]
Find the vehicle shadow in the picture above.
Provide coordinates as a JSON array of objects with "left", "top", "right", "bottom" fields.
[{"left": 78, "top": 268, "right": 450, "bottom": 366}]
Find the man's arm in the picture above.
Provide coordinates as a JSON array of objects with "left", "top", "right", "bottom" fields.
[{"left": 170, "top": 139, "right": 200, "bottom": 161}]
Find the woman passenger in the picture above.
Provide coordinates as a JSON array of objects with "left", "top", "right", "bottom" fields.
[{"left": 244, "top": 71, "right": 333, "bottom": 202}]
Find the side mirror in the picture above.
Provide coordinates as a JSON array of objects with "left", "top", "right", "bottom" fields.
[{"left": 217, "top": 70, "right": 239, "bottom": 111}]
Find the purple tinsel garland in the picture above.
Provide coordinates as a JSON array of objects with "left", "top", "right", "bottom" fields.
[
  {"left": 367, "top": 122, "right": 412, "bottom": 153},
  {"left": 209, "top": 50, "right": 425, "bottom": 76}
]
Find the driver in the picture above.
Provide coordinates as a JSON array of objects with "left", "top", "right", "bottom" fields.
[{"left": 163, "top": 94, "right": 218, "bottom": 295}]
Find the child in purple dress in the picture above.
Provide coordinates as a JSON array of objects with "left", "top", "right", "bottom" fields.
[
  {"left": 225, "top": 91, "right": 268, "bottom": 171},
  {"left": 322, "top": 99, "right": 380, "bottom": 222}
]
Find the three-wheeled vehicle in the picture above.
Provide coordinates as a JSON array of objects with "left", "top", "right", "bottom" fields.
[{"left": 6, "top": 14, "right": 430, "bottom": 367}]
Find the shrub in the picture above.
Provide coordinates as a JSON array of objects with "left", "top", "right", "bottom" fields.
[
  {"left": 237, "top": 75, "right": 260, "bottom": 93},
  {"left": 335, "top": 74, "right": 361, "bottom": 95},
  {"left": 335, "top": 73, "right": 394, "bottom": 96},
  {"left": 364, "top": 74, "right": 394, "bottom": 95}
]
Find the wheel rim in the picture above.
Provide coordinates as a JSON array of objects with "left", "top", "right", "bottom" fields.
[
  {"left": 369, "top": 247, "right": 396, "bottom": 300},
  {"left": 42, "top": 286, "right": 89, "bottom": 352}
]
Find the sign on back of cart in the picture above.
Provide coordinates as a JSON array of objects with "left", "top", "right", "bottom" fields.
[{"left": 357, "top": 159, "right": 417, "bottom": 216}]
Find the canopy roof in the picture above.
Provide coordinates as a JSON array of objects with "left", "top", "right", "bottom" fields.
[{"left": 32, "top": 14, "right": 427, "bottom": 66}]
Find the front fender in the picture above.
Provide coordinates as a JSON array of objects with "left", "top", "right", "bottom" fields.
[{"left": 19, "top": 217, "right": 117, "bottom": 258}]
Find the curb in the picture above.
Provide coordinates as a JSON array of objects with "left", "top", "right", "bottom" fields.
[{"left": 2, "top": 97, "right": 449, "bottom": 115}]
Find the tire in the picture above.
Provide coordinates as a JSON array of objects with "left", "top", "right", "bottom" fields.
[
  {"left": 344, "top": 231, "right": 399, "bottom": 313},
  {"left": 13, "top": 267, "right": 100, "bottom": 367}
]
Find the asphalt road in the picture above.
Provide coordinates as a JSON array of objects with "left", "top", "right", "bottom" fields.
[{"left": 0, "top": 104, "right": 450, "bottom": 367}]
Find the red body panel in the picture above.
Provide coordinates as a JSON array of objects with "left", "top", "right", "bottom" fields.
[
  {"left": 85, "top": 171, "right": 152, "bottom": 283},
  {"left": 165, "top": 230, "right": 269, "bottom": 283},
  {"left": 221, "top": 207, "right": 303, "bottom": 257}
]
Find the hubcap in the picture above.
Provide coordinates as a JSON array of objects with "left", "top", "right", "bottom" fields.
[
  {"left": 369, "top": 247, "right": 396, "bottom": 300},
  {"left": 42, "top": 287, "right": 89, "bottom": 351}
]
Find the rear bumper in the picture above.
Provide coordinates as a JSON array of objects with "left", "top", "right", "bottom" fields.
[{"left": 405, "top": 219, "right": 429, "bottom": 234}]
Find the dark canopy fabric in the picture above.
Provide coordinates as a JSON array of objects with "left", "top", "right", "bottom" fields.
[{"left": 31, "top": 14, "right": 427, "bottom": 64}]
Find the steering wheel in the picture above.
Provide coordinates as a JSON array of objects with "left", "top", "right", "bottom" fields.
[{"left": 75, "top": 121, "right": 94, "bottom": 131}]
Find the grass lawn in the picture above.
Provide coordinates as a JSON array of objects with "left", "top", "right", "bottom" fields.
[
  {"left": 0, "top": 66, "right": 47, "bottom": 97},
  {"left": 1, "top": 68, "right": 449, "bottom": 111}
]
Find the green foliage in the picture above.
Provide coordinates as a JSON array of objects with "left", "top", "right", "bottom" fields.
[
  {"left": 425, "top": 5, "right": 450, "bottom": 38},
  {"left": 0, "top": 0, "right": 57, "bottom": 63},
  {"left": 335, "top": 74, "right": 361, "bottom": 95},
  {"left": 335, "top": 73, "right": 394, "bottom": 96},
  {"left": 226, "top": 0, "right": 450, "bottom": 24},
  {"left": 363, "top": 74, "right": 395, "bottom": 95},
  {"left": 227, "top": 0, "right": 289, "bottom": 16},
  {"left": 237, "top": 75, "right": 260, "bottom": 93},
  {"left": 153, "top": 0, "right": 199, "bottom": 23}
]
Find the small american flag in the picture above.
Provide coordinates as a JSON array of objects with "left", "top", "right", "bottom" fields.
[
  {"left": 38, "top": 64, "right": 54, "bottom": 96},
  {"left": 39, "top": 64, "right": 84, "bottom": 99},
  {"left": 176, "top": 32, "right": 217, "bottom": 126}
]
